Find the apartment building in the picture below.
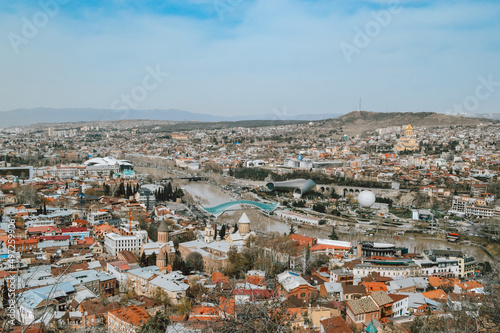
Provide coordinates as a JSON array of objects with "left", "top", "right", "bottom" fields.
[{"left": 104, "top": 233, "right": 143, "bottom": 256}]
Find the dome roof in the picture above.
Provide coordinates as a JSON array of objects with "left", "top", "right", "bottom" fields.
[
  {"left": 83, "top": 156, "right": 133, "bottom": 167},
  {"left": 158, "top": 220, "right": 169, "bottom": 232},
  {"left": 238, "top": 213, "right": 250, "bottom": 224}
]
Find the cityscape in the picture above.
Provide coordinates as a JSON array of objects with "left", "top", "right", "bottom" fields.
[
  {"left": 1, "top": 1, "right": 500, "bottom": 333},
  {"left": 0, "top": 112, "right": 499, "bottom": 332}
]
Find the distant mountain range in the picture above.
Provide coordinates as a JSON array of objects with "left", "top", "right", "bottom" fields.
[
  {"left": 0, "top": 108, "right": 344, "bottom": 128},
  {"left": 1, "top": 108, "right": 498, "bottom": 128}
]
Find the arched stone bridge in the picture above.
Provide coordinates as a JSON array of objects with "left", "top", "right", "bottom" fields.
[{"left": 315, "top": 185, "right": 401, "bottom": 199}]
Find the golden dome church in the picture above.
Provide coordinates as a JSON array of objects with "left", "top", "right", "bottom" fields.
[{"left": 394, "top": 124, "right": 419, "bottom": 152}]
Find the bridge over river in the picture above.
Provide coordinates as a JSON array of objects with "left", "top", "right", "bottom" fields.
[{"left": 202, "top": 200, "right": 279, "bottom": 217}]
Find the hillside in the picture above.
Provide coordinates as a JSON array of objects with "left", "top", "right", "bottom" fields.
[{"left": 318, "top": 111, "right": 494, "bottom": 136}]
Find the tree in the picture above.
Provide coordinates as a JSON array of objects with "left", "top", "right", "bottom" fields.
[
  {"left": 117, "top": 182, "right": 125, "bottom": 198},
  {"left": 289, "top": 225, "right": 296, "bottom": 235},
  {"left": 173, "top": 255, "right": 190, "bottom": 275},
  {"left": 186, "top": 252, "right": 204, "bottom": 273},
  {"left": 137, "top": 311, "right": 171, "bottom": 333},
  {"left": 220, "top": 225, "right": 226, "bottom": 239},
  {"left": 479, "top": 267, "right": 500, "bottom": 329},
  {"left": 103, "top": 184, "right": 110, "bottom": 196},
  {"left": 211, "top": 298, "right": 294, "bottom": 332},
  {"left": 15, "top": 185, "right": 43, "bottom": 207},
  {"left": 147, "top": 252, "right": 157, "bottom": 266},
  {"left": 140, "top": 252, "right": 147, "bottom": 267},
  {"left": 328, "top": 227, "right": 338, "bottom": 240},
  {"left": 152, "top": 288, "right": 171, "bottom": 309},
  {"left": 165, "top": 183, "right": 173, "bottom": 201},
  {"left": 148, "top": 223, "right": 158, "bottom": 242},
  {"left": 173, "top": 187, "right": 184, "bottom": 201},
  {"left": 2, "top": 279, "right": 9, "bottom": 309},
  {"left": 312, "top": 203, "right": 327, "bottom": 213},
  {"left": 331, "top": 188, "right": 341, "bottom": 199}
]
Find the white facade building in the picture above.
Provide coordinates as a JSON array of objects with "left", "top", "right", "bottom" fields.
[{"left": 104, "top": 232, "right": 143, "bottom": 256}]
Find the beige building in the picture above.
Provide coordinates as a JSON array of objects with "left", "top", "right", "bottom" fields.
[{"left": 394, "top": 124, "right": 419, "bottom": 152}]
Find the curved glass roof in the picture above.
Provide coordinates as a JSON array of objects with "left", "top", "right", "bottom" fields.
[{"left": 203, "top": 200, "right": 279, "bottom": 216}]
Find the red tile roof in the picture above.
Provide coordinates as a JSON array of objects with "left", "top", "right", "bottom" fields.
[
  {"left": 108, "top": 305, "right": 150, "bottom": 326},
  {"left": 289, "top": 234, "right": 315, "bottom": 246}
]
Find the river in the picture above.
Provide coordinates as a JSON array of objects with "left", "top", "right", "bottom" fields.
[
  {"left": 181, "top": 181, "right": 290, "bottom": 234},
  {"left": 180, "top": 181, "right": 489, "bottom": 261}
]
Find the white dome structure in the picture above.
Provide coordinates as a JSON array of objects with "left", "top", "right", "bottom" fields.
[
  {"left": 83, "top": 156, "right": 133, "bottom": 168},
  {"left": 358, "top": 190, "right": 376, "bottom": 208}
]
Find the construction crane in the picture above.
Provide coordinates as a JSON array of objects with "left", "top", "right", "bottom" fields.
[
  {"left": 77, "top": 192, "right": 98, "bottom": 216},
  {"left": 128, "top": 210, "right": 133, "bottom": 235}
]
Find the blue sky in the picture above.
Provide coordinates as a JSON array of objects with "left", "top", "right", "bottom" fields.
[{"left": 1, "top": 0, "right": 499, "bottom": 116}]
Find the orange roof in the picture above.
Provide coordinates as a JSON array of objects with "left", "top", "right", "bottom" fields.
[
  {"left": 212, "top": 272, "right": 229, "bottom": 284},
  {"left": 95, "top": 223, "right": 113, "bottom": 231},
  {"left": 14, "top": 238, "right": 38, "bottom": 245},
  {"left": 108, "top": 305, "right": 150, "bottom": 326},
  {"left": 362, "top": 282, "right": 387, "bottom": 292},
  {"left": 428, "top": 276, "right": 459, "bottom": 288},
  {"left": 169, "top": 315, "right": 187, "bottom": 322},
  {"left": 246, "top": 275, "right": 266, "bottom": 286},
  {"left": 77, "top": 237, "right": 96, "bottom": 245},
  {"left": 188, "top": 305, "right": 219, "bottom": 321},
  {"left": 218, "top": 297, "right": 235, "bottom": 316},
  {"left": 285, "top": 308, "right": 303, "bottom": 321},
  {"left": 27, "top": 226, "right": 59, "bottom": 233},
  {"left": 456, "top": 280, "right": 484, "bottom": 291},
  {"left": 369, "top": 256, "right": 395, "bottom": 260},
  {"left": 289, "top": 234, "right": 315, "bottom": 246},
  {"left": 422, "top": 289, "right": 448, "bottom": 300},
  {"left": 0, "top": 270, "right": 13, "bottom": 278}
]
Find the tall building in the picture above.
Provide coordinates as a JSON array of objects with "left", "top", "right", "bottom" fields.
[
  {"left": 156, "top": 219, "right": 174, "bottom": 268},
  {"left": 404, "top": 124, "right": 414, "bottom": 137},
  {"left": 204, "top": 223, "right": 215, "bottom": 243},
  {"left": 238, "top": 213, "right": 250, "bottom": 236},
  {"left": 225, "top": 213, "right": 255, "bottom": 246}
]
